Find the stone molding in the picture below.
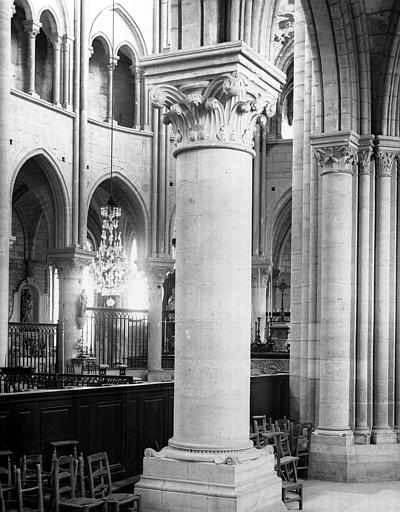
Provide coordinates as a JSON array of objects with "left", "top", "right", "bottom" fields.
[
  {"left": 150, "top": 72, "right": 277, "bottom": 149},
  {"left": 144, "top": 444, "right": 270, "bottom": 464},
  {"left": 313, "top": 145, "right": 358, "bottom": 175},
  {"left": 47, "top": 248, "right": 94, "bottom": 281},
  {"left": 11, "top": 0, "right": 16, "bottom": 18}
]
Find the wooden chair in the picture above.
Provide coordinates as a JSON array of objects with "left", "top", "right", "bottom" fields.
[
  {"left": 53, "top": 455, "right": 106, "bottom": 512},
  {"left": 0, "top": 450, "right": 12, "bottom": 487},
  {"left": 0, "top": 464, "right": 44, "bottom": 512},
  {"left": 292, "top": 421, "right": 313, "bottom": 479},
  {"left": 86, "top": 452, "right": 140, "bottom": 511},
  {"left": 275, "top": 434, "right": 303, "bottom": 510}
]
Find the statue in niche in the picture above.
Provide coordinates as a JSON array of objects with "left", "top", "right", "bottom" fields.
[
  {"left": 21, "top": 288, "right": 34, "bottom": 323},
  {"left": 78, "top": 289, "right": 88, "bottom": 317}
]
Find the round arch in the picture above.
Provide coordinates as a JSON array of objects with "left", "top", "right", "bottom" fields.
[
  {"left": 37, "top": 5, "right": 61, "bottom": 35},
  {"left": 13, "top": 0, "right": 34, "bottom": 21}
]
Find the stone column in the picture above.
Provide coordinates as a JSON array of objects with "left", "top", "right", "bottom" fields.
[
  {"left": 105, "top": 57, "right": 118, "bottom": 123},
  {"left": 49, "top": 34, "right": 61, "bottom": 106},
  {"left": 312, "top": 132, "right": 358, "bottom": 437},
  {"left": 354, "top": 137, "right": 373, "bottom": 444},
  {"left": 130, "top": 64, "right": 142, "bottom": 129},
  {"left": 23, "top": 20, "right": 41, "bottom": 97},
  {"left": 140, "top": 259, "right": 174, "bottom": 381},
  {"left": 47, "top": 249, "right": 93, "bottom": 371},
  {"left": 62, "top": 35, "right": 71, "bottom": 109},
  {"left": 0, "top": 2, "right": 12, "bottom": 367},
  {"left": 137, "top": 42, "right": 286, "bottom": 512},
  {"left": 372, "top": 140, "right": 398, "bottom": 444}
]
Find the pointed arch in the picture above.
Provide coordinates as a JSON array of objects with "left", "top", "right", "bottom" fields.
[
  {"left": 11, "top": 148, "right": 71, "bottom": 248},
  {"left": 86, "top": 171, "right": 149, "bottom": 259}
]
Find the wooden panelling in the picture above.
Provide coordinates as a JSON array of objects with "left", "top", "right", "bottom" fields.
[{"left": 0, "top": 374, "right": 288, "bottom": 475}]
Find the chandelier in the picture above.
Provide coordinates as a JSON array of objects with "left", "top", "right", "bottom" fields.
[
  {"left": 90, "top": 0, "right": 127, "bottom": 307},
  {"left": 91, "top": 196, "right": 127, "bottom": 307}
]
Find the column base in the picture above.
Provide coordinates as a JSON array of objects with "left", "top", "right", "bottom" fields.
[
  {"left": 371, "top": 429, "right": 397, "bottom": 444},
  {"left": 354, "top": 428, "right": 371, "bottom": 445},
  {"left": 147, "top": 370, "right": 172, "bottom": 382},
  {"left": 135, "top": 451, "right": 286, "bottom": 512},
  {"left": 310, "top": 431, "right": 400, "bottom": 481}
]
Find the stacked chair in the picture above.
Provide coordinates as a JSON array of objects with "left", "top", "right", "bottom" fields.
[
  {"left": 0, "top": 449, "right": 141, "bottom": 512},
  {"left": 250, "top": 414, "right": 312, "bottom": 510}
]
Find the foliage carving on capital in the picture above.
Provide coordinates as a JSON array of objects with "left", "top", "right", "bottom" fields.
[
  {"left": 150, "top": 72, "right": 277, "bottom": 149},
  {"left": 47, "top": 249, "right": 94, "bottom": 281},
  {"left": 358, "top": 147, "right": 373, "bottom": 175},
  {"left": 374, "top": 150, "right": 397, "bottom": 178},
  {"left": 23, "top": 20, "right": 41, "bottom": 38},
  {"left": 313, "top": 145, "right": 357, "bottom": 175}
]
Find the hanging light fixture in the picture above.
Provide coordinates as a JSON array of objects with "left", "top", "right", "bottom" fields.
[{"left": 91, "top": 0, "right": 127, "bottom": 307}]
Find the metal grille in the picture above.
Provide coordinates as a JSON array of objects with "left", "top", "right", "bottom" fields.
[
  {"left": 85, "top": 308, "right": 148, "bottom": 368},
  {"left": 162, "top": 309, "right": 174, "bottom": 369},
  {"left": 7, "top": 323, "right": 58, "bottom": 373}
]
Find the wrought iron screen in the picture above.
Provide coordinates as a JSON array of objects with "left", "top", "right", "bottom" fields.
[
  {"left": 7, "top": 322, "right": 58, "bottom": 373},
  {"left": 85, "top": 307, "right": 148, "bottom": 368}
]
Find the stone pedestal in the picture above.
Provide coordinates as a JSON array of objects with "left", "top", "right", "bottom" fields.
[
  {"left": 137, "top": 42, "right": 285, "bottom": 511},
  {"left": 138, "top": 453, "right": 285, "bottom": 512}
]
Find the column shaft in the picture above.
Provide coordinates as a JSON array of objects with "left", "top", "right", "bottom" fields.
[
  {"left": 62, "top": 36, "right": 70, "bottom": 108},
  {"left": 134, "top": 67, "right": 141, "bottom": 128},
  {"left": 52, "top": 37, "right": 61, "bottom": 106},
  {"left": 289, "top": 3, "right": 305, "bottom": 419},
  {"left": 23, "top": 21, "right": 40, "bottom": 96},
  {"left": 106, "top": 63, "right": 115, "bottom": 123},
  {"left": 147, "top": 280, "right": 163, "bottom": 372},
  {"left": 0, "top": 2, "right": 11, "bottom": 367},
  {"left": 373, "top": 162, "right": 393, "bottom": 435},
  {"left": 171, "top": 146, "right": 253, "bottom": 452},
  {"left": 355, "top": 144, "right": 373, "bottom": 442}
]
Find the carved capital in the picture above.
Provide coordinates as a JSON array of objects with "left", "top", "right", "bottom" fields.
[
  {"left": 150, "top": 72, "right": 276, "bottom": 149},
  {"left": 313, "top": 145, "right": 357, "bottom": 176},
  {"left": 23, "top": 20, "right": 41, "bottom": 38},
  {"left": 374, "top": 150, "right": 397, "bottom": 178},
  {"left": 251, "top": 259, "right": 272, "bottom": 287},
  {"left": 11, "top": 1, "right": 16, "bottom": 18},
  {"left": 358, "top": 147, "right": 373, "bottom": 175},
  {"left": 137, "top": 258, "right": 175, "bottom": 287},
  {"left": 47, "top": 248, "right": 94, "bottom": 281}
]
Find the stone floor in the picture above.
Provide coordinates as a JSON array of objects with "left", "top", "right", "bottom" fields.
[{"left": 286, "top": 479, "right": 400, "bottom": 511}]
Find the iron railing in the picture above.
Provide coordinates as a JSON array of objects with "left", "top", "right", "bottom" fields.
[
  {"left": 7, "top": 322, "right": 59, "bottom": 373},
  {"left": 162, "top": 309, "right": 174, "bottom": 369},
  {"left": 0, "top": 369, "right": 136, "bottom": 393},
  {"left": 85, "top": 308, "right": 148, "bottom": 368}
]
